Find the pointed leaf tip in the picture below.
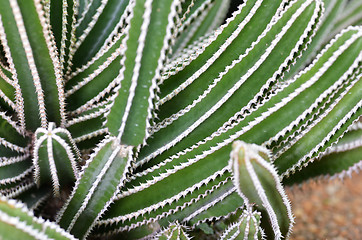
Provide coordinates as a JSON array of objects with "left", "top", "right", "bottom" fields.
[
  {"left": 220, "top": 207, "right": 264, "bottom": 240},
  {"left": 155, "top": 221, "right": 191, "bottom": 240},
  {"left": 229, "top": 141, "right": 293, "bottom": 239},
  {"left": 32, "top": 122, "right": 81, "bottom": 196}
]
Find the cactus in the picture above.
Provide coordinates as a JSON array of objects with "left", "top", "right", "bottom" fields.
[
  {"left": 229, "top": 141, "right": 293, "bottom": 239},
  {"left": 219, "top": 208, "right": 264, "bottom": 240},
  {"left": 155, "top": 221, "right": 192, "bottom": 240},
  {"left": 0, "top": 197, "right": 76, "bottom": 240},
  {"left": 0, "top": 0, "right": 361, "bottom": 239}
]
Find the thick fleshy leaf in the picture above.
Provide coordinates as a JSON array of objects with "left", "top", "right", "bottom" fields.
[
  {"left": 33, "top": 122, "right": 81, "bottom": 196},
  {"left": 229, "top": 141, "right": 293, "bottom": 239},
  {"left": 0, "top": 197, "right": 76, "bottom": 240},
  {"left": 48, "top": 0, "right": 77, "bottom": 73},
  {"left": 172, "top": 0, "right": 230, "bottom": 54},
  {"left": 284, "top": 121, "right": 362, "bottom": 184},
  {"left": 56, "top": 136, "right": 133, "bottom": 239},
  {"left": 219, "top": 208, "right": 264, "bottom": 240},
  {"left": 284, "top": 0, "right": 346, "bottom": 79},
  {"left": 0, "top": 0, "right": 66, "bottom": 131},
  {"left": 138, "top": 0, "right": 322, "bottom": 165},
  {"left": 71, "top": 0, "right": 130, "bottom": 69},
  {"left": 95, "top": 1, "right": 322, "bottom": 237},
  {"left": 331, "top": 0, "right": 362, "bottom": 38},
  {"left": 105, "top": 0, "right": 182, "bottom": 146},
  {"left": 155, "top": 222, "right": 191, "bottom": 240},
  {"left": 0, "top": 111, "right": 31, "bottom": 186}
]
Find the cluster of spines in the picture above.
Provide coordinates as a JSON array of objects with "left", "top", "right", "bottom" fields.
[
  {"left": 32, "top": 122, "right": 81, "bottom": 196},
  {"left": 219, "top": 208, "right": 265, "bottom": 240}
]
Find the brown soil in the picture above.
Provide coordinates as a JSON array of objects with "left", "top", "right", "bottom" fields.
[{"left": 287, "top": 172, "right": 362, "bottom": 240}]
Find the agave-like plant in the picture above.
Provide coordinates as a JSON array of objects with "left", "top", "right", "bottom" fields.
[{"left": 0, "top": 0, "right": 361, "bottom": 239}]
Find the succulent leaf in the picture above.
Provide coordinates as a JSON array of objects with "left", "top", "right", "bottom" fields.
[
  {"left": 0, "top": 0, "right": 66, "bottom": 130},
  {"left": 56, "top": 136, "right": 133, "bottom": 239},
  {"left": 220, "top": 208, "right": 264, "bottom": 240},
  {"left": 172, "top": 0, "right": 231, "bottom": 54},
  {"left": 284, "top": 121, "right": 362, "bottom": 184},
  {"left": 138, "top": 0, "right": 323, "bottom": 165},
  {"left": 229, "top": 141, "right": 293, "bottom": 239},
  {"left": 32, "top": 122, "right": 81, "bottom": 196},
  {"left": 155, "top": 222, "right": 191, "bottom": 240},
  {"left": 0, "top": 197, "right": 76, "bottom": 240},
  {"left": 332, "top": 0, "right": 362, "bottom": 38},
  {"left": 105, "top": 0, "right": 182, "bottom": 146},
  {"left": 284, "top": 0, "right": 346, "bottom": 79},
  {"left": 48, "top": 0, "right": 77, "bottom": 74},
  {"left": 71, "top": 0, "right": 130, "bottom": 69}
]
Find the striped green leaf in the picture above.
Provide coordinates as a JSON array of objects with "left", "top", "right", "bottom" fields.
[
  {"left": 93, "top": 1, "right": 323, "bottom": 237},
  {"left": 48, "top": 0, "right": 77, "bottom": 73},
  {"left": 219, "top": 208, "right": 264, "bottom": 240},
  {"left": 138, "top": 0, "right": 322, "bottom": 165},
  {"left": 0, "top": 111, "right": 31, "bottom": 186},
  {"left": 172, "top": 0, "right": 230, "bottom": 54},
  {"left": 33, "top": 122, "right": 81, "bottom": 196},
  {"left": 229, "top": 141, "right": 293, "bottom": 239},
  {"left": 56, "top": 136, "right": 132, "bottom": 239},
  {"left": 155, "top": 222, "right": 191, "bottom": 240},
  {"left": 284, "top": 0, "right": 346, "bottom": 79},
  {"left": 105, "top": 0, "right": 181, "bottom": 146},
  {"left": 0, "top": 1, "right": 360, "bottom": 239},
  {"left": 0, "top": 197, "right": 76, "bottom": 240},
  {"left": 331, "top": 0, "right": 362, "bottom": 38},
  {"left": 0, "top": 0, "right": 66, "bottom": 131},
  {"left": 284, "top": 121, "right": 362, "bottom": 184},
  {"left": 71, "top": 0, "right": 129, "bottom": 69}
]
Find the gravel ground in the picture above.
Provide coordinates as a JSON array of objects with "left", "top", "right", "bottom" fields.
[{"left": 287, "top": 172, "right": 362, "bottom": 239}]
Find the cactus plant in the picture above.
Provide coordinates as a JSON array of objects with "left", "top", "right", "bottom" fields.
[{"left": 0, "top": 0, "right": 361, "bottom": 239}]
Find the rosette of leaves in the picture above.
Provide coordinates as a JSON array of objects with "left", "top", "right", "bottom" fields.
[{"left": 0, "top": 0, "right": 361, "bottom": 239}]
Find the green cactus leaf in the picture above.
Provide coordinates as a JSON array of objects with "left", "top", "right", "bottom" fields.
[
  {"left": 172, "top": 0, "right": 231, "bottom": 54},
  {"left": 77, "top": 0, "right": 88, "bottom": 20},
  {"left": 94, "top": 169, "right": 242, "bottom": 237},
  {"left": 138, "top": 0, "right": 322, "bottom": 165},
  {"left": 33, "top": 122, "right": 81, "bottom": 196},
  {"left": 0, "top": 67, "right": 16, "bottom": 112},
  {"left": 332, "top": 0, "right": 362, "bottom": 38},
  {"left": 56, "top": 136, "right": 132, "bottom": 239},
  {"left": 0, "top": 111, "right": 28, "bottom": 148},
  {"left": 0, "top": 155, "right": 32, "bottom": 186},
  {"left": 238, "top": 26, "right": 362, "bottom": 174},
  {"left": 105, "top": 0, "right": 182, "bottom": 146},
  {"left": 0, "top": 197, "right": 76, "bottom": 240},
  {"left": 284, "top": 121, "right": 362, "bottom": 184},
  {"left": 0, "top": 178, "right": 34, "bottom": 199},
  {"left": 65, "top": 31, "right": 125, "bottom": 112},
  {"left": 155, "top": 222, "right": 191, "bottom": 240},
  {"left": 219, "top": 208, "right": 264, "bottom": 240},
  {"left": 0, "top": 137, "right": 27, "bottom": 187},
  {"left": 229, "top": 141, "right": 293, "bottom": 239},
  {"left": 284, "top": 0, "right": 346, "bottom": 79},
  {"left": 48, "top": 0, "right": 77, "bottom": 74},
  {"left": 66, "top": 102, "right": 109, "bottom": 148},
  {"left": 17, "top": 185, "right": 51, "bottom": 211},
  {"left": 0, "top": 0, "right": 66, "bottom": 131},
  {"left": 187, "top": 190, "right": 243, "bottom": 227},
  {"left": 71, "top": 0, "right": 129, "bottom": 69},
  {"left": 0, "top": 0, "right": 360, "bottom": 239}
]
